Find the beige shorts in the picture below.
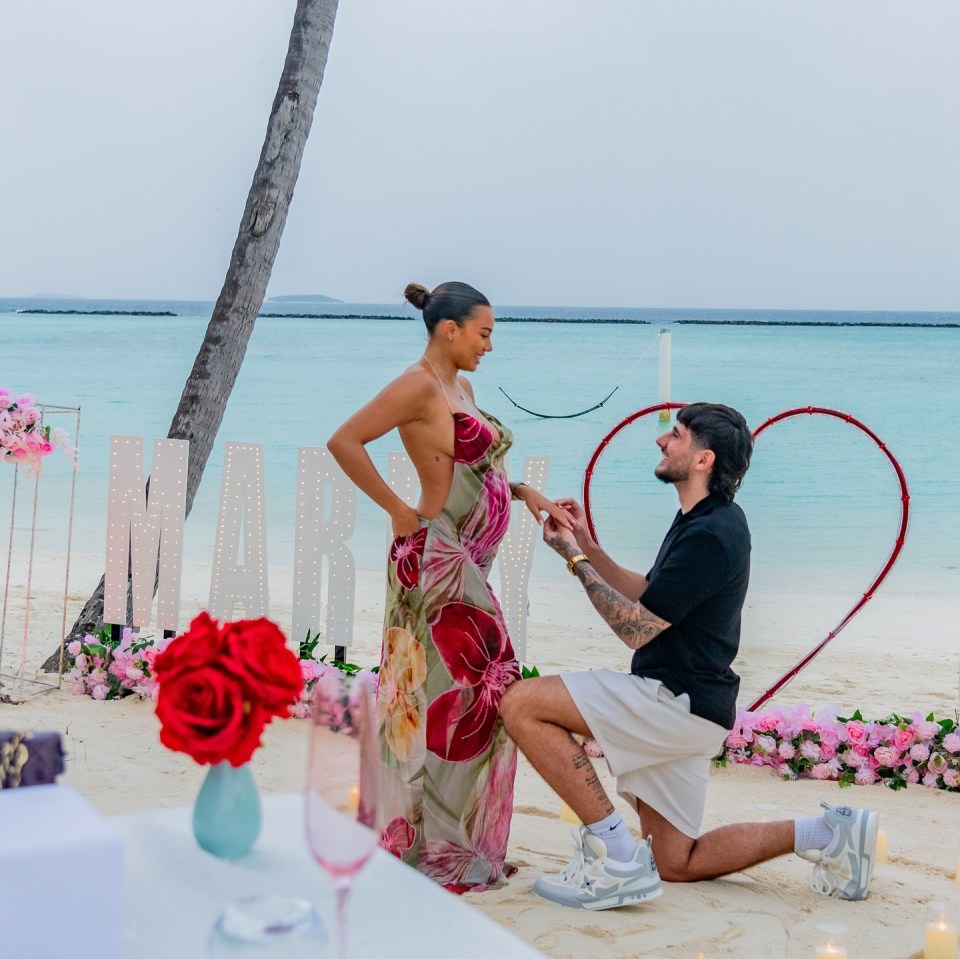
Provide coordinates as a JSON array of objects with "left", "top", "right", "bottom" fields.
[{"left": 562, "top": 669, "right": 729, "bottom": 838}]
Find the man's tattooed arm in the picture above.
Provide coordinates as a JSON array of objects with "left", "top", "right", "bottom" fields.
[{"left": 574, "top": 558, "right": 670, "bottom": 650}]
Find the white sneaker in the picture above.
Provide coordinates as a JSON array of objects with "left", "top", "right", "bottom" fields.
[
  {"left": 809, "top": 801, "right": 879, "bottom": 901},
  {"left": 533, "top": 826, "right": 663, "bottom": 910}
]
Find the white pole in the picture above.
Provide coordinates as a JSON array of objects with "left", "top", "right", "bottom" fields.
[{"left": 658, "top": 328, "right": 672, "bottom": 422}]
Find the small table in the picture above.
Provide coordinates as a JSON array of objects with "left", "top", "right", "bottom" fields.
[{"left": 114, "top": 793, "right": 546, "bottom": 958}]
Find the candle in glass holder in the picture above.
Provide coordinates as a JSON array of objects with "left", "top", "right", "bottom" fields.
[
  {"left": 815, "top": 923, "right": 848, "bottom": 959},
  {"left": 876, "top": 829, "right": 889, "bottom": 863},
  {"left": 924, "top": 902, "right": 958, "bottom": 959},
  {"left": 559, "top": 800, "right": 581, "bottom": 825},
  {"left": 346, "top": 785, "right": 360, "bottom": 814}
]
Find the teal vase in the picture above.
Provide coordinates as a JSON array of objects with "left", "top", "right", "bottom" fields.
[{"left": 192, "top": 760, "right": 262, "bottom": 859}]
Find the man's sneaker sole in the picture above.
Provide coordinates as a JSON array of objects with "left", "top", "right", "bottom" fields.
[{"left": 533, "top": 876, "right": 663, "bottom": 911}]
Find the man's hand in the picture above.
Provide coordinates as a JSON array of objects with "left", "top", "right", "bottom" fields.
[
  {"left": 543, "top": 515, "right": 579, "bottom": 559},
  {"left": 553, "top": 498, "right": 594, "bottom": 551}
]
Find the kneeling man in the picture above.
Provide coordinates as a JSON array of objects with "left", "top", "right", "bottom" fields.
[{"left": 501, "top": 402, "right": 878, "bottom": 910}]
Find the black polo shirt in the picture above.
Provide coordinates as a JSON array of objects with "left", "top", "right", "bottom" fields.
[{"left": 631, "top": 494, "right": 750, "bottom": 730}]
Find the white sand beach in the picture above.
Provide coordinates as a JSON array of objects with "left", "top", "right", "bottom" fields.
[{"left": 3, "top": 553, "right": 959, "bottom": 959}]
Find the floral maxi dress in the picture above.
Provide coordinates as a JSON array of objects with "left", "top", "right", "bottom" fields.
[{"left": 376, "top": 410, "right": 520, "bottom": 890}]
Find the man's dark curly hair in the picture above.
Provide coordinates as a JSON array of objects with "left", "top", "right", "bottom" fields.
[{"left": 677, "top": 403, "right": 753, "bottom": 501}]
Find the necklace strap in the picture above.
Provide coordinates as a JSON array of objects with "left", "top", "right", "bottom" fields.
[{"left": 422, "top": 355, "right": 464, "bottom": 410}]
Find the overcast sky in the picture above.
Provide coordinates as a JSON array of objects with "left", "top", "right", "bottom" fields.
[{"left": 3, "top": 1, "right": 958, "bottom": 310}]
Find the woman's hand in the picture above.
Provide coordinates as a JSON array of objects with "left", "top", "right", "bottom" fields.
[
  {"left": 390, "top": 504, "right": 422, "bottom": 540},
  {"left": 515, "top": 485, "right": 573, "bottom": 530}
]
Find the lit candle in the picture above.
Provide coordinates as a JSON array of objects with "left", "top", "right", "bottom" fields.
[
  {"left": 815, "top": 944, "right": 848, "bottom": 959},
  {"left": 346, "top": 786, "right": 359, "bottom": 815},
  {"left": 924, "top": 902, "right": 958, "bottom": 959},
  {"left": 559, "top": 801, "right": 581, "bottom": 825},
  {"left": 815, "top": 923, "right": 848, "bottom": 959},
  {"left": 876, "top": 829, "right": 888, "bottom": 863}
]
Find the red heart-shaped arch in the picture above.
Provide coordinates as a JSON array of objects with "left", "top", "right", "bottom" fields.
[{"left": 581, "top": 403, "right": 910, "bottom": 712}]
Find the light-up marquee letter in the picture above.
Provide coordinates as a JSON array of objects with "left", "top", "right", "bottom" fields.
[
  {"left": 208, "top": 442, "right": 268, "bottom": 620},
  {"left": 104, "top": 436, "right": 189, "bottom": 631},
  {"left": 497, "top": 456, "right": 550, "bottom": 662},
  {"left": 291, "top": 448, "right": 357, "bottom": 650}
]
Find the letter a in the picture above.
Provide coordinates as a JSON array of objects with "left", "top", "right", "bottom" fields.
[{"left": 208, "top": 442, "right": 269, "bottom": 620}]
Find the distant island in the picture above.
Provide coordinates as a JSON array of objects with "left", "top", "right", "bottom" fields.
[
  {"left": 266, "top": 293, "right": 342, "bottom": 303},
  {"left": 18, "top": 308, "right": 176, "bottom": 316}
]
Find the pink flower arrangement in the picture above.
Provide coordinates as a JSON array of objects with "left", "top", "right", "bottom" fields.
[
  {"left": 0, "top": 388, "right": 73, "bottom": 472},
  {"left": 293, "top": 658, "right": 379, "bottom": 727},
  {"left": 66, "top": 627, "right": 173, "bottom": 700},
  {"left": 716, "top": 704, "right": 960, "bottom": 793},
  {"left": 291, "top": 629, "right": 380, "bottom": 725}
]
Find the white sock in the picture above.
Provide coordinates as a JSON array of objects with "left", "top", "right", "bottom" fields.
[
  {"left": 587, "top": 811, "right": 639, "bottom": 863},
  {"left": 794, "top": 815, "right": 833, "bottom": 853}
]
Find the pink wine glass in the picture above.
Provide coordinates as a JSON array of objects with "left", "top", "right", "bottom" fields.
[{"left": 305, "top": 672, "right": 382, "bottom": 959}]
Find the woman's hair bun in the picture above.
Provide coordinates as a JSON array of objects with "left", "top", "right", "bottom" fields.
[{"left": 403, "top": 283, "right": 431, "bottom": 311}]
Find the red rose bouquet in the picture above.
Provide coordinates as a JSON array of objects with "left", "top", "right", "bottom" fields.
[{"left": 154, "top": 612, "right": 303, "bottom": 766}]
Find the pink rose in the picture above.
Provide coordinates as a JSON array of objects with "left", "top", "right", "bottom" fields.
[
  {"left": 756, "top": 714, "right": 780, "bottom": 732},
  {"left": 755, "top": 734, "right": 776, "bottom": 754},
  {"left": 726, "top": 733, "right": 748, "bottom": 749},
  {"left": 928, "top": 752, "right": 948, "bottom": 773},
  {"left": 582, "top": 739, "right": 604, "bottom": 758},
  {"left": 914, "top": 720, "right": 939, "bottom": 741},
  {"left": 844, "top": 720, "right": 867, "bottom": 745},
  {"left": 819, "top": 743, "right": 836, "bottom": 761},
  {"left": 892, "top": 728, "right": 915, "bottom": 752},
  {"left": 873, "top": 745, "right": 898, "bottom": 767},
  {"left": 801, "top": 718, "right": 820, "bottom": 733}
]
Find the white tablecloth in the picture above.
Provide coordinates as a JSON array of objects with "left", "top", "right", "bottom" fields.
[{"left": 114, "top": 793, "right": 546, "bottom": 959}]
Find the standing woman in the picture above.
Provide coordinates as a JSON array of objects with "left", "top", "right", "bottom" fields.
[{"left": 328, "top": 281, "right": 568, "bottom": 890}]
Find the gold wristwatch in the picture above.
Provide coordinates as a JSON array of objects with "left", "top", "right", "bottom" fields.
[{"left": 566, "top": 553, "right": 589, "bottom": 576}]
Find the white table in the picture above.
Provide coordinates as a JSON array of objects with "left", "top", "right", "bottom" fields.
[{"left": 114, "top": 793, "right": 546, "bottom": 959}]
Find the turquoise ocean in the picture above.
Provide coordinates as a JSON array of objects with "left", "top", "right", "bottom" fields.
[{"left": 1, "top": 297, "right": 957, "bottom": 599}]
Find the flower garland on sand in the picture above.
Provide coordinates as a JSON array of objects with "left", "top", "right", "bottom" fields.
[
  {"left": 293, "top": 629, "right": 379, "bottom": 721},
  {"left": 64, "top": 625, "right": 959, "bottom": 793},
  {"left": 715, "top": 703, "right": 960, "bottom": 792},
  {"left": 0, "top": 387, "right": 74, "bottom": 472},
  {"left": 66, "top": 626, "right": 172, "bottom": 700}
]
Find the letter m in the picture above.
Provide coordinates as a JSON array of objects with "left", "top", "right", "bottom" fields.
[{"left": 104, "top": 436, "right": 189, "bottom": 631}]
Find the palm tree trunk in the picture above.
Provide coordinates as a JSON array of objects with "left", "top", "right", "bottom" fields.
[{"left": 43, "top": 0, "right": 340, "bottom": 671}]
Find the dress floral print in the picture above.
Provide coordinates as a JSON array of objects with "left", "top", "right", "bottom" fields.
[{"left": 376, "top": 410, "right": 520, "bottom": 890}]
